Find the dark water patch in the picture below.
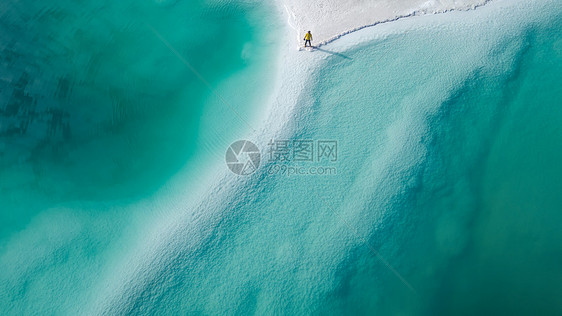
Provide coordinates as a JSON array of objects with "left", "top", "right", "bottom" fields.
[{"left": 0, "top": 0, "right": 272, "bottom": 237}]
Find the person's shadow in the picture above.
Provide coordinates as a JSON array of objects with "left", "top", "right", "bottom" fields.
[{"left": 313, "top": 47, "right": 352, "bottom": 60}]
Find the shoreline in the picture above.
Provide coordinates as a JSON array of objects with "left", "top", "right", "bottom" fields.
[
  {"left": 76, "top": 0, "right": 562, "bottom": 313},
  {"left": 282, "top": 0, "right": 489, "bottom": 48},
  {"left": 4, "top": 0, "right": 561, "bottom": 313}
]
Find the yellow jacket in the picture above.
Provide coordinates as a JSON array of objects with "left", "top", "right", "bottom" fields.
[{"left": 304, "top": 33, "right": 312, "bottom": 41}]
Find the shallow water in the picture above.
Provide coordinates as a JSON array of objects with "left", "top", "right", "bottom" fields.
[
  {"left": 73, "top": 1, "right": 562, "bottom": 314},
  {"left": 310, "top": 6, "right": 562, "bottom": 314},
  {"left": 0, "top": 0, "right": 280, "bottom": 314},
  {"left": 330, "top": 16, "right": 562, "bottom": 315},
  {"left": 1, "top": 0, "right": 561, "bottom": 314},
  {"left": 308, "top": 7, "right": 562, "bottom": 314},
  {"left": 0, "top": 0, "right": 278, "bottom": 237}
]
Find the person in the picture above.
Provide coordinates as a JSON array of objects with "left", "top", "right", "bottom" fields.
[{"left": 304, "top": 31, "right": 313, "bottom": 48}]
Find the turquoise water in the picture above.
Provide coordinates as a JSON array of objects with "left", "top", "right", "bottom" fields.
[
  {"left": 0, "top": 0, "right": 280, "bottom": 314},
  {"left": 0, "top": 0, "right": 278, "bottom": 237},
  {"left": 325, "top": 16, "right": 562, "bottom": 314},
  {"left": 309, "top": 9, "right": 562, "bottom": 314},
  {"left": 434, "top": 22, "right": 562, "bottom": 314},
  {"left": 82, "top": 3, "right": 561, "bottom": 314},
  {"left": 312, "top": 8, "right": 562, "bottom": 314},
  {"left": 2, "top": 0, "right": 562, "bottom": 314}
]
